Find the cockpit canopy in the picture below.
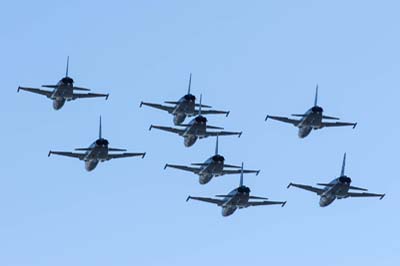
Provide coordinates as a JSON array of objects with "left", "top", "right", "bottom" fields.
[
  {"left": 237, "top": 186, "right": 251, "bottom": 194},
  {"left": 61, "top": 77, "right": 74, "bottom": 85},
  {"left": 184, "top": 94, "right": 196, "bottom": 102},
  {"left": 212, "top": 155, "right": 225, "bottom": 162},
  {"left": 195, "top": 116, "right": 207, "bottom": 123},
  {"left": 339, "top": 176, "right": 352, "bottom": 184},
  {"left": 96, "top": 138, "right": 109, "bottom": 146},
  {"left": 311, "top": 106, "right": 324, "bottom": 113}
]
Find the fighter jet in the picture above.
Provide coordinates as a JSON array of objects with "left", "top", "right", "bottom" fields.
[
  {"left": 265, "top": 85, "right": 357, "bottom": 138},
  {"left": 140, "top": 73, "right": 229, "bottom": 125},
  {"left": 287, "top": 153, "right": 385, "bottom": 207},
  {"left": 48, "top": 117, "right": 145, "bottom": 171},
  {"left": 164, "top": 136, "right": 260, "bottom": 184},
  {"left": 18, "top": 57, "right": 109, "bottom": 110},
  {"left": 187, "top": 163, "right": 286, "bottom": 217},
  {"left": 149, "top": 95, "right": 242, "bottom": 147}
]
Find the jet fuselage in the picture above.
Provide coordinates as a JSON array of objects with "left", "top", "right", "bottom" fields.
[
  {"left": 198, "top": 155, "right": 225, "bottom": 184},
  {"left": 297, "top": 106, "right": 324, "bottom": 138},
  {"left": 221, "top": 186, "right": 251, "bottom": 216},
  {"left": 183, "top": 115, "right": 208, "bottom": 147},
  {"left": 51, "top": 77, "right": 75, "bottom": 110},
  {"left": 83, "top": 138, "right": 109, "bottom": 171},
  {"left": 172, "top": 94, "right": 196, "bottom": 125},
  {"left": 319, "top": 176, "right": 351, "bottom": 207}
]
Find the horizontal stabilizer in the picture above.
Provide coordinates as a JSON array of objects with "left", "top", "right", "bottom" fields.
[
  {"left": 248, "top": 195, "right": 269, "bottom": 200},
  {"left": 291, "top": 114, "right": 306, "bottom": 117},
  {"left": 73, "top": 86, "right": 91, "bottom": 91},
  {"left": 75, "top": 148, "right": 92, "bottom": 151},
  {"left": 164, "top": 101, "right": 179, "bottom": 105},
  {"left": 215, "top": 195, "right": 234, "bottom": 198},
  {"left": 349, "top": 185, "right": 368, "bottom": 191},
  {"left": 206, "top": 125, "right": 224, "bottom": 130},
  {"left": 322, "top": 115, "right": 340, "bottom": 120},
  {"left": 316, "top": 183, "right": 335, "bottom": 187},
  {"left": 191, "top": 163, "right": 209, "bottom": 166},
  {"left": 109, "top": 147, "right": 128, "bottom": 152},
  {"left": 195, "top": 103, "right": 212, "bottom": 108},
  {"left": 223, "top": 164, "right": 242, "bottom": 169},
  {"left": 42, "top": 85, "right": 58, "bottom": 88}
]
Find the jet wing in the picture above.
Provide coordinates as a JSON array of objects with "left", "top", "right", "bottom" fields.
[
  {"left": 186, "top": 196, "right": 225, "bottom": 206},
  {"left": 165, "top": 164, "right": 201, "bottom": 174},
  {"left": 221, "top": 169, "right": 260, "bottom": 175},
  {"left": 48, "top": 151, "right": 86, "bottom": 160},
  {"left": 72, "top": 92, "right": 109, "bottom": 100},
  {"left": 140, "top": 102, "right": 175, "bottom": 113},
  {"left": 149, "top": 125, "right": 186, "bottom": 136},
  {"left": 265, "top": 115, "right": 300, "bottom": 126},
  {"left": 204, "top": 131, "right": 242, "bottom": 138},
  {"left": 245, "top": 200, "right": 286, "bottom": 207},
  {"left": 195, "top": 109, "right": 230, "bottom": 116},
  {"left": 346, "top": 191, "right": 385, "bottom": 199},
  {"left": 17, "top": 87, "right": 52, "bottom": 98},
  {"left": 287, "top": 182, "right": 325, "bottom": 195},
  {"left": 106, "top": 152, "right": 146, "bottom": 160},
  {"left": 321, "top": 121, "right": 357, "bottom": 128}
]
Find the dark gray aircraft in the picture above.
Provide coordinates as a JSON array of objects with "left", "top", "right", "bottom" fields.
[
  {"left": 149, "top": 95, "right": 241, "bottom": 147},
  {"left": 265, "top": 85, "right": 357, "bottom": 138},
  {"left": 164, "top": 136, "right": 260, "bottom": 184},
  {"left": 48, "top": 117, "right": 145, "bottom": 171},
  {"left": 288, "top": 153, "right": 385, "bottom": 207},
  {"left": 18, "top": 57, "right": 109, "bottom": 110},
  {"left": 187, "top": 163, "right": 286, "bottom": 217},
  {"left": 140, "top": 73, "right": 229, "bottom": 125}
]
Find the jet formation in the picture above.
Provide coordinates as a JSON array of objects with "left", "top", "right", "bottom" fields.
[
  {"left": 17, "top": 63, "right": 385, "bottom": 217},
  {"left": 266, "top": 85, "right": 357, "bottom": 138},
  {"left": 18, "top": 57, "right": 109, "bottom": 110}
]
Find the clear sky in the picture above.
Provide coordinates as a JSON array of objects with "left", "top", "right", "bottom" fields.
[{"left": 1, "top": 0, "right": 399, "bottom": 265}]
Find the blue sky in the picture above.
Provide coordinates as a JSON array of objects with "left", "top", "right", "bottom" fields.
[{"left": 1, "top": 0, "right": 399, "bottom": 265}]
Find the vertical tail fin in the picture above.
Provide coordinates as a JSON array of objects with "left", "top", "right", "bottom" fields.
[
  {"left": 198, "top": 94, "right": 202, "bottom": 115},
  {"left": 215, "top": 135, "right": 219, "bottom": 155},
  {"left": 99, "top": 116, "right": 102, "bottom": 139},
  {"left": 187, "top": 73, "right": 192, "bottom": 94},
  {"left": 340, "top": 153, "right": 346, "bottom": 176},
  {"left": 239, "top": 162, "right": 244, "bottom": 186},
  {"left": 314, "top": 84, "right": 319, "bottom": 106},
  {"left": 66, "top": 56, "right": 69, "bottom": 77}
]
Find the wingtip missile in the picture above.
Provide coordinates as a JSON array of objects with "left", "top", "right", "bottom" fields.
[
  {"left": 380, "top": 194, "right": 386, "bottom": 200},
  {"left": 265, "top": 115, "right": 270, "bottom": 121},
  {"left": 287, "top": 183, "right": 293, "bottom": 189},
  {"left": 164, "top": 164, "right": 169, "bottom": 170},
  {"left": 149, "top": 125, "right": 153, "bottom": 131},
  {"left": 186, "top": 196, "right": 192, "bottom": 202},
  {"left": 353, "top": 123, "right": 358, "bottom": 129},
  {"left": 226, "top": 111, "right": 230, "bottom": 117},
  {"left": 282, "top": 201, "right": 287, "bottom": 207},
  {"left": 256, "top": 170, "right": 261, "bottom": 176},
  {"left": 17, "top": 86, "right": 21, "bottom": 92},
  {"left": 238, "top": 132, "right": 243, "bottom": 138},
  {"left": 48, "top": 151, "right": 52, "bottom": 157},
  {"left": 105, "top": 94, "right": 109, "bottom": 100},
  {"left": 140, "top": 101, "right": 144, "bottom": 108},
  {"left": 142, "top": 153, "right": 146, "bottom": 159}
]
